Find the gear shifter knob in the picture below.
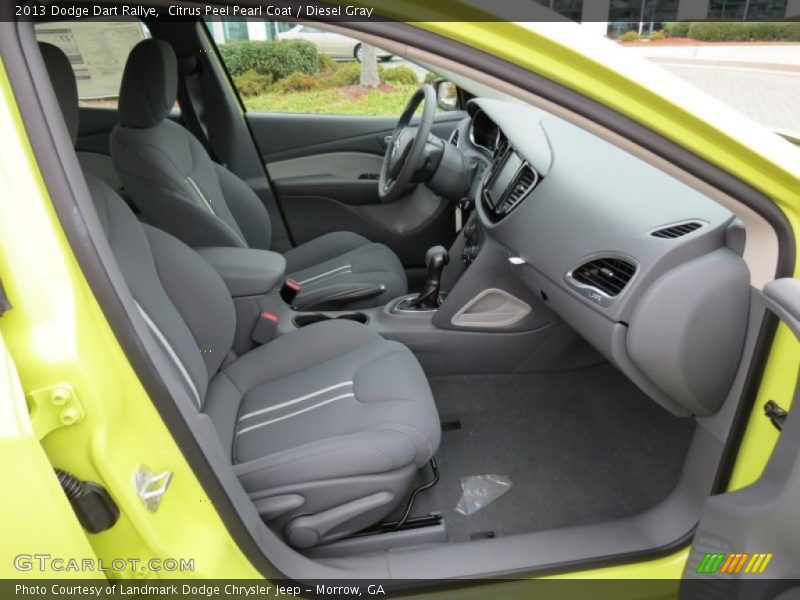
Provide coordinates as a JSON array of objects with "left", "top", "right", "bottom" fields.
[
  {"left": 426, "top": 245, "right": 449, "bottom": 273},
  {"left": 408, "top": 246, "right": 449, "bottom": 310}
]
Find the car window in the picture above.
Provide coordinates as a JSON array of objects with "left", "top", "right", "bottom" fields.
[
  {"left": 208, "top": 20, "right": 445, "bottom": 116},
  {"left": 34, "top": 19, "right": 150, "bottom": 107}
]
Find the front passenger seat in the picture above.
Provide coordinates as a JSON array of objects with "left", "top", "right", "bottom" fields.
[
  {"left": 110, "top": 38, "right": 407, "bottom": 310},
  {"left": 41, "top": 41, "right": 440, "bottom": 548}
]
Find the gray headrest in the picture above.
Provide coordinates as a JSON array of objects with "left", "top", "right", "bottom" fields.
[
  {"left": 118, "top": 39, "right": 178, "bottom": 128},
  {"left": 39, "top": 42, "right": 79, "bottom": 145}
]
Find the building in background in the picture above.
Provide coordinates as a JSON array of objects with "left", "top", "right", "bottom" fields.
[
  {"left": 207, "top": 2, "right": 800, "bottom": 45},
  {"left": 205, "top": 20, "right": 294, "bottom": 43},
  {"left": 543, "top": 0, "right": 799, "bottom": 36}
]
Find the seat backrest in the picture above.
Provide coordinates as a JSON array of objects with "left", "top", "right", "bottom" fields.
[
  {"left": 110, "top": 39, "right": 273, "bottom": 251},
  {"left": 41, "top": 42, "right": 236, "bottom": 409}
]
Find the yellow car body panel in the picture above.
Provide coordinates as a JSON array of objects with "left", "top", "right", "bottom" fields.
[
  {"left": 0, "top": 329, "right": 101, "bottom": 579},
  {"left": 0, "top": 6, "right": 798, "bottom": 585}
]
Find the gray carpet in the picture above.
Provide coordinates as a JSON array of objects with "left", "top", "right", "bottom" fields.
[{"left": 403, "top": 365, "right": 696, "bottom": 543}]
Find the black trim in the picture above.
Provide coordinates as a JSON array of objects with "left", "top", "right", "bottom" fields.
[
  {"left": 711, "top": 311, "right": 780, "bottom": 494},
  {"left": 6, "top": 8, "right": 795, "bottom": 584}
]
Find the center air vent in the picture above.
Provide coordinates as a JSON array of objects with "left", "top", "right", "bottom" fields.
[
  {"left": 568, "top": 257, "right": 637, "bottom": 305},
  {"left": 651, "top": 221, "right": 703, "bottom": 239},
  {"left": 449, "top": 128, "right": 460, "bottom": 146},
  {"left": 497, "top": 164, "right": 538, "bottom": 214}
]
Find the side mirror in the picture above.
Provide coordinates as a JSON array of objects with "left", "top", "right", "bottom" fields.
[{"left": 435, "top": 80, "right": 459, "bottom": 111}]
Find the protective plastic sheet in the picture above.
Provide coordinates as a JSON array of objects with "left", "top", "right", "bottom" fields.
[{"left": 455, "top": 474, "right": 513, "bottom": 515}]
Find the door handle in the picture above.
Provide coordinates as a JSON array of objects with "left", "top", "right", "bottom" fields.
[{"left": 379, "top": 134, "right": 393, "bottom": 148}]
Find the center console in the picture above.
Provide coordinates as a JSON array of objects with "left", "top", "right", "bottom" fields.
[
  {"left": 199, "top": 210, "right": 594, "bottom": 376},
  {"left": 274, "top": 214, "right": 588, "bottom": 375}
]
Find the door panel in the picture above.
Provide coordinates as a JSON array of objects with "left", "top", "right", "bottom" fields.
[
  {"left": 249, "top": 112, "right": 465, "bottom": 163},
  {"left": 248, "top": 111, "right": 466, "bottom": 266},
  {"left": 682, "top": 278, "right": 800, "bottom": 594},
  {"left": 268, "top": 151, "right": 383, "bottom": 181},
  {"left": 277, "top": 182, "right": 452, "bottom": 266}
]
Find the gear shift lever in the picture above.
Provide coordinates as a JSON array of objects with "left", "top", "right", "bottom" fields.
[{"left": 408, "top": 246, "right": 449, "bottom": 309}]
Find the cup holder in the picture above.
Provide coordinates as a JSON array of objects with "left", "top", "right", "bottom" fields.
[{"left": 293, "top": 312, "right": 369, "bottom": 328}]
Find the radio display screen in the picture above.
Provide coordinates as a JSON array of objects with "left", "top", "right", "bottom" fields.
[{"left": 487, "top": 152, "right": 523, "bottom": 207}]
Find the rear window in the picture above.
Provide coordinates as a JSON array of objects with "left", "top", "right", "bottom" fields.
[{"left": 35, "top": 19, "right": 150, "bottom": 106}]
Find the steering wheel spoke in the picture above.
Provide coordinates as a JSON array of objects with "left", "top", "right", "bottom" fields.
[{"left": 378, "top": 85, "right": 436, "bottom": 203}]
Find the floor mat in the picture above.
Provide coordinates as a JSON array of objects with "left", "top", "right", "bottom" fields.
[{"left": 405, "top": 365, "right": 696, "bottom": 543}]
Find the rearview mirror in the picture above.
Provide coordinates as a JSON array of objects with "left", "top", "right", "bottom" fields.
[{"left": 435, "top": 81, "right": 459, "bottom": 111}]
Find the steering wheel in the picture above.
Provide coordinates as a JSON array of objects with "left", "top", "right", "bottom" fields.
[{"left": 378, "top": 84, "right": 436, "bottom": 203}]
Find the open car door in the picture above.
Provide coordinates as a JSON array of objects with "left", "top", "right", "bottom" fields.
[{"left": 681, "top": 278, "right": 800, "bottom": 597}]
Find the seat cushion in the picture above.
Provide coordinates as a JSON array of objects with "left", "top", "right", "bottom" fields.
[
  {"left": 284, "top": 231, "right": 407, "bottom": 309},
  {"left": 203, "top": 319, "right": 440, "bottom": 493}
]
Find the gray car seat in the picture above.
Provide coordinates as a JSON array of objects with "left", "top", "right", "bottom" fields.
[
  {"left": 41, "top": 42, "right": 440, "bottom": 548},
  {"left": 109, "top": 38, "right": 407, "bottom": 310}
]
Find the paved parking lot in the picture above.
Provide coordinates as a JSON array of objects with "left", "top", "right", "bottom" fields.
[
  {"left": 662, "top": 64, "right": 800, "bottom": 133},
  {"left": 387, "top": 54, "right": 800, "bottom": 135}
]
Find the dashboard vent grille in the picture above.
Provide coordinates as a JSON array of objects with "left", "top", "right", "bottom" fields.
[
  {"left": 498, "top": 165, "right": 538, "bottom": 214},
  {"left": 571, "top": 258, "right": 636, "bottom": 297},
  {"left": 450, "top": 128, "right": 460, "bottom": 146},
  {"left": 651, "top": 221, "right": 703, "bottom": 239}
]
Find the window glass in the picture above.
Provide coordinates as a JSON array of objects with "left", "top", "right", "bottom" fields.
[
  {"left": 708, "top": 0, "right": 787, "bottom": 20},
  {"left": 209, "top": 20, "right": 444, "bottom": 116},
  {"left": 35, "top": 19, "right": 150, "bottom": 107}
]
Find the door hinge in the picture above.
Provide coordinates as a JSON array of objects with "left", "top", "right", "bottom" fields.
[
  {"left": 764, "top": 400, "right": 787, "bottom": 432},
  {"left": 27, "top": 385, "right": 85, "bottom": 440}
]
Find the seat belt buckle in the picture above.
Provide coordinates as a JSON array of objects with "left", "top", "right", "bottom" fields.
[
  {"left": 280, "top": 279, "right": 301, "bottom": 305},
  {"left": 252, "top": 311, "right": 280, "bottom": 345}
]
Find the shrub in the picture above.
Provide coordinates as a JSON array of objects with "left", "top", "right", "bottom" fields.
[
  {"left": 218, "top": 40, "right": 318, "bottom": 80},
  {"left": 649, "top": 29, "right": 666, "bottom": 40},
  {"left": 380, "top": 65, "right": 419, "bottom": 85},
  {"left": 423, "top": 71, "right": 439, "bottom": 84},
  {"left": 665, "top": 21, "right": 690, "bottom": 37},
  {"left": 317, "top": 52, "right": 337, "bottom": 73},
  {"left": 233, "top": 70, "right": 272, "bottom": 97},
  {"left": 273, "top": 72, "right": 321, "bottom": 92},
  {"left": 322, "top": 61, "right": 362, "bottom": 87},
  {"left": 618, "top": 31, "right": 641, "bottom": 42},
  {"left": 686, "top": 21, "right": 800, "bottom": 42}
]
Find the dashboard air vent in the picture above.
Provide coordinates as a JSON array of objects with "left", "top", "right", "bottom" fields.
[
  {"left": 571, "top": 257, "right": 636, "bottom": 297},
  {"left": 651, "top": 221, "right": 703, "bottom": 239},
  {"left": 449, "top": 128, "right": 460, "bottom": 146},
  {"left": 497, "top": 165, "right": 538, "bottom": 214}
]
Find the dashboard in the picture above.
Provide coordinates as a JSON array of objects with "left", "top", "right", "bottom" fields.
[{"left": 448, "top": 98, "right": 752, "bottom": 418}]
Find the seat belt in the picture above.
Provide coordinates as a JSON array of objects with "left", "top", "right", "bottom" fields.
[{"left": 176, "top": 55, "right": 223, "bottom": 165}]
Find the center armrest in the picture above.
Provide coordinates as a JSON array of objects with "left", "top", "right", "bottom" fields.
[{"left": 196, "top": 247, "right": 286, "bottom": 297}]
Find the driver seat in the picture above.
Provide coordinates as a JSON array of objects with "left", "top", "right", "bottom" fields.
[{"left": 110, "top": 39, "right": 406, "bottom": 309}]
